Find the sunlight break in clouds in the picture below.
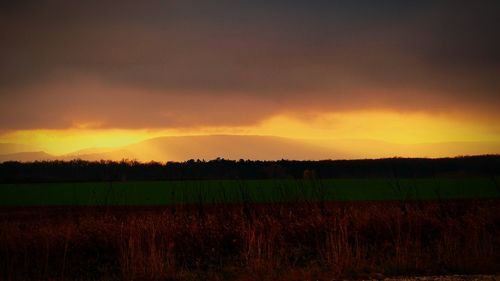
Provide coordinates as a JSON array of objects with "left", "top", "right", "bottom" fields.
[
  {"left": 1, "top": 111, "right": 499, "bottom": 157},
  {"left": 1, "top": 1, "right": 500, "bottom": 160}
]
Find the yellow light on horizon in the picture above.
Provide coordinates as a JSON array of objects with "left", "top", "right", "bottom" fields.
[
  {"left": 252, "top": 111, "right": 500, "bottom": 144},
  {"left": 0, "top": 129, "right": 160, "bottom": 154},
  {"left": 1, "top": 110, "right": 499, "bottom": 156}
]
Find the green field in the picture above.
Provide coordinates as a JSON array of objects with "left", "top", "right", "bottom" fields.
[{"left": 1, "top": 178, "right": 499, "bottom": 206}]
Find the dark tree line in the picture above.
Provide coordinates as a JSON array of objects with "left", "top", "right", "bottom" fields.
[{"left": 0, "top": 155, "right": 499, "bottom": 183}]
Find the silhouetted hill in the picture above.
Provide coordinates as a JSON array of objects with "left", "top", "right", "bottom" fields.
[
  {"left": 61, "top": 135, "right": 344, "bottom": 161},
  {"left": 0, "top": 151, "right": 54, "bottom": 162},
  {"left": 1, "top": 135, "right": 500, "bottom": 163},
  {"left": 63, "top": 136, "right": 500, "bottom": 161}
]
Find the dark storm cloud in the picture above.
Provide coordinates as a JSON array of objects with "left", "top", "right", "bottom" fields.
[{"left": 0, "top": 0, "right": 499, "bottom": 129}]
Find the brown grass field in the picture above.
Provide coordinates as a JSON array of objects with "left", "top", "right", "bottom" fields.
[{"left": 1, "top": 200, "right": 499, "bottom": 281}]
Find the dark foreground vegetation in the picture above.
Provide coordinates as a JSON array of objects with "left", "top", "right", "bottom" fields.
[
  {"left": 1, "top": 156, "right": 498, "bottom": 280},
  {"left": 1, "top": 155, "right": 500, "bottom": 182},
  {"left": 1, "top": 200, "right": 499, "bottom": 280}
]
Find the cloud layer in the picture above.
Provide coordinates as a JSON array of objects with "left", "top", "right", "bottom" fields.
[{"left": 1, "top": 0, "right": 499, "bottom": 129}]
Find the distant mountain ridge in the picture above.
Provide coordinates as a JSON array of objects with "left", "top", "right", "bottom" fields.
[
  {"left": 0, "top": 135, "right": 341, "bottom": 162},
  {"left": 61, "top": 135, "right": 341, "bottom": 162},
  {"left": 1, "top": 135, "right": 500, "bottom": 162},
  {"left": 0, "top": 151, "right": 54, "bottom": 162}
]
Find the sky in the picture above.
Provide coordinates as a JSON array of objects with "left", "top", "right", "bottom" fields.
[{"left": 1, "top": 1, "right": 500, "bottom": 158}]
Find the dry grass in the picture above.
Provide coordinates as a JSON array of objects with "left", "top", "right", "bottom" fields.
[{"left": 0, "top": 200, "right": 499, "bottom": 280}]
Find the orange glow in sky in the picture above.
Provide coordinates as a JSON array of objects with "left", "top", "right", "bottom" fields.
[
  {"left": 1, "top": 110, "right": 499, "bottom": 158},
  {"left": 2, "top": 2, "right": 500, "bottom": 161}
]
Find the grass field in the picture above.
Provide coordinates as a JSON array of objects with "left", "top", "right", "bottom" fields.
[
  {"left": 1, "top": 176, "right": 499, "bottom": 280},
  {"left": 1, "top": 178, "right": 499, "bottom": 206}
]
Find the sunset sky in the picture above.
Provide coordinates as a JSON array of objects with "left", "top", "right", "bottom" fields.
[{"left": 1, "top": 1, "right": 500, "bottom": 159}]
